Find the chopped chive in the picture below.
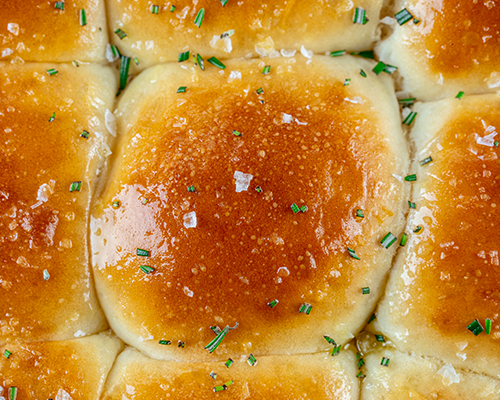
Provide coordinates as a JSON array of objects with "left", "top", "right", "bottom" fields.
[
  {"left": 81, "top": 130, "right": 90, "bottom": 139},
  {"left": 403, "top": 111, "right": 417, "bottom": 125},
  {"left": 267, "top": 299, "right": 279, "bottom": 308},
  {"left": 134, "top": 57, "right": 140, "bottom": 65},
  {"left": 299, "top": 303, "right": 312, "bottom": 314},
  {"left": 4, "top": 349, "right": 12, "bottom": 358},
  {"left": 262, "top": 65, "right": 271, "bottom": 75},
  {"left": 214, "top": 386, "right": 226, "bottom": 392},
  {"left": 80, "top": 9, "right": 87, "bottom": 26},
  {"left": 299, "top": 205, "right": 308, "bottom": 213},
  {"left": 368, "top": 313, "right": 376, "bottom": 323},
  {"left": 357, "top": 371, "right": 366, "bottom": 378},
  {"left": 177, "top": 86, "right": 187, "bottom": 93},
  {"left": 408, "top": 201, "right": 416, "bottom": 209},
  {"left": 49, "top": 112, "right": 56, "bottom": 122},
  {"left": 358, "top": 358, "right": 365, "bottom": 369},
  {"left": 112, "top": 200, "right": 120, "bottom": 208},
  {"left": 158, "top": 340, "right": 171, "bottom": 345},
  {"left": 259, "top": 99, "right": 265, "bottom": 104},
  {"left": 54, "top": 1, "right": 65, "bottom": 10},
  {"left": 486, "top": 319, "right": 492, "bottom": 335},
  {"left": 211, "top": 326, "right": 221, "bottom": 335},
  {"left": 115, "top": 28, "right": 127, "bottom": 39},
  {"left": 47, "top": 68, "right": 58, "bottom": 76},
  {"left": 375, "top": 334, "right": 385, "bottom": 342},
  {"left": 413, "top": 226, "right": 422, "bottom": 234},
  {"left": 178, "top": 50, "right": 190, "bottom": 62},
  {"left": 136, "top": 248, "right": 150, "bottom": 257},
  {"left": 210, "top": 371, "right": 217, "bottom": 379},
  {"left": 225, "top": 380, "right": 234, "bottom": 386},
  {"left": 220, "top": 29, "right": 235, "bottom": 39},
  {"left": 372, "top": 62, "right": 386, "bottom": 75},
  {"left": 256, "top": 87, "right": 264, "bottom": 94},
  {"left": 255, "top": 186, "right": 263, "bottom": 193},
  {"left": 69, "top": 181, "right": 82, "bottom": 192},
  {"left": 331, "top": 344, "right": 341, "bottom": 356},
  {"left": 495, "top": 141, "right": 499, "bottom": 147},
  {"left": 356, "top": 209, "right": 364, "bottom": 218},
  {"left": 291, "top": 203, "right": 300, "bottom": 214},
  {"left": 353, "top": 7, "right": 368, "bottom": 24},
  {"left": 142, "top": 198, "right": 148, "bottom": 205},
  {"left": 151, "top": 5, "right": 159, "bottom": 14},
  {"left": 207, "top": 57, "right": 226, "bottom": 69},
  {"left": 72, "top": 60, "right": 80, "bottom": 67},
  {"left": 225, "top": 358, "right": 234, "bottom": 368},
  {"left": 9, "top": 387, "right": 17, "bottom": 400},
  {"left": 347, "top": 247, "right": 360, "bottom": 260},
  {"left": 205, "top": 323, "right": 238, "bottom": 353},
  {"left": 247, "top": 354, "right": 257, "bottom": 366},
  {"left": 330, "top": 50, "right": 346, "bottom": 57},
  {"left": 221, "top": 0, "right": 229, "bottom": 6},
  {"left": 395, "top": 8, "right": 413, "bottom": 25},
  {"left": 178, "top": 341, "right": 185, "bottom": 348},
  {"left": 232, "top": 130, "right": 242, "bottom": 137},
  {"left": 140, "top": 265, "right": 155, "bottom": 274},
  {"left": 381, "top": 357, "right": 390, "bottom": 367},
  {"left": 384, "top": 64, "right": 398, "bottom": 74},
  {"left": 194, "top": 8, "right": 205, "bottom": 28},
  {"left": 110, "top": 44, "right": 121, "bottom": 58},
  {"left": 400, "top": 233, "right": 408, "bottom": 246},
  {"left": 119, "top": 55, "right": 131, "bottom": 90},
  {"left": 351, "top": 50, "right": 374, "bottom": 59},
  {"left": 187, "top": 185, "right": 195, "bottom": 192},
  {"left": 361, "top": 287, "right": 370, "bottom": 294},
  {"left": 170, "top": 5, "right": 176, "bottom": 12},
  {"left": 196, "top": 54, "right": 205, "bottom": 70},
  {"left": 380, "top": 232, "right": 397, "bottom": 248},
  {"left": 456, "top": 91, "right": 464, "bottom": 99},
  {"left": 420, "top": 156, "right": 433, "bottom": 166},
  {"left": 43, "top": 269, "right": 50, "bottom": 281},
  {"left": 399, "top": 98, "right": 416, "bottom": 106},
  {"left": 324, "top": 335, "right": 336, "bottom": 345},
  {"left": 404, "top": 174, "right": 417, "bottom": 182},
  {"left": 414, "top": 18, "right": 420, "bottom": 24},
  {"left": 360, "top": 69, "right": 367, "bottom": 77},
  {"left": 344, "top": 78, "right": 351, "bottom": 86},
  {"left": 467, "top": 319, "right": 484, "bottom": 336}
]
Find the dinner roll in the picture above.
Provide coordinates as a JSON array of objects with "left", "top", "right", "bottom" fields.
[
  {"left": 377, "top": 0, "right": 500, "bottom": 101},
  {"left": 107, "top": 0, "right": 383, "bottom": 71},
  {"left": 91, "top": 55, "right": 409, "bottom": 362},
  {"left": 0, "top": 332, "right": 122, "bottom": 399},
  {"left": 376, "top": 93, "right": 500, "bottom": 377},
  {"left": 0, "top": 0, "right": 108, "bottom": 63},
  {"left": 0, "top": 63, "right": 116, "bottom": 343},
  {"left": 102, "top": 346, "right": 358, "bottom": 399}
]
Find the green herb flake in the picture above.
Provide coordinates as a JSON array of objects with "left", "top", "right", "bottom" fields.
[
  {"left": 384, "top": 64, "right": 398, "bottom": 74},
  {"left": 208, "top": 57, "right": 226, "bottom": 69},
  {"left": 205, "top": 323, "right": 238, "bottom": 353},
  {"left": 213, "top": 386, "right": 226, "bottom": 392},
  {"left": 408, "top": 201, "right": 416, "bottom": 209},
  {"left": 486, "top": 318, "right": 492, "bottom": 335},
  {"left": 134, "top": 57, "right": 140, "bottom": 65},
  {"left": 4, "top": 349, "right": 12, "bottom": 358},
  {"left": 9, "top": 387, "right": 17, "bottom": 400},
  {"left": 467, "top": 319, "right": 484, "bottom": 336},
  {"left": 81, "top": 130, "right": 90, "bottom": 139},
  {"left": 178, "top": 50, "right": 190, "bottom": 62},
  {"left": 395, "top": 8, "right": 413, "bottom": 25},
  {"left": 43, "top": 269, "right": 50, "bottom": 281},
  {"left": 357, "top": 371, "right": 366, "bottom": 378},
  {"left": 72, "top": 60, "right": 80, "bottom": 67},
  {"left": 290, "top": 203, "right": 300, "bottom": 214},
  {"left": 331, "top": 344, "right": 341, "bottom": 356},
  {"left": 232, "top": 130, "right": 242, "bottom": 137},
  {"left": 80, "top": 9, "right": 87, "bottom": 26},
  {"left": 69, "top": 181, "right": 82, "bottom": 192},
  {"left": 413, "top": 18, "right": 420, "bottom": 24},
  {"left": 256, "top": 87, "right": 264, "bottom": 94},
  {"left": 299, "top": 303, "right": 312, "bottom": 314},
  {"left": 262, "top": 65, "right": 271, "bottom": 75},
  {"left": 375, "top": 334, "right": 385, "bottom": 342},
  {"left": 413, "top": 225, "right": 422, "bottom": 233},
  {"left": 330, "top": 50, "right": 346, "bottom": 57},
  {"left": 47, "top": 68, "right": 58, "bottom": 76},
  {"left": 196, "top": 53, "right": 205, "bottom": 70},
  {"left": 115, "top": 28, "right": 127, "bottom": 39},
  {"left": 151, "top": 5, "right": 159, "bottom": 14},
  {"left": 210, "top": 371, "right": 217, "bottom": 379},
  {"left": 300, "top": 205, "right": 308, "bottom": 213},
  {"left": 54, "top": 1, "right": 65, "bottom": 10},
  {"left": 356, "top": 209, "right": 364, "bottom": 218},
  {"left": 381, "top": 357, "right": 390, "bottom": 367},
  {"left": 177, "top": 86, "right": 187, "bottom": 93},
  {"left": 399, "top": 98, "right": 416, "bottom": 106},
  {"left": 267, "top": 299, "right": 279, "bottom": 308},
  {"left": 495, "top": 141, "right": 499, "bottom": 147},
  {"left": 170, "top": 5, "right": 176, "bottom": 12},
  {"left": 178, "top": 341, "right": 185, "bottom": 348},
  {"left": 255, "top": 186, "right": 263, "bottom": 193},
  {"left": 187, "top": 185, "right": 195, "bottom": 192},
  {"left": 225, "top": 358, "right": 234, "bottom": 368},
  {"left": 49, "top": 112, "right": 56, "bottom": 122},
  {"left": 247, "top": 354, "right": 257, "bottom": 366},
  {"left": 358, "top": 358, "right": 365, "bottom": 369},
  {"left": 119, "top": 55, "right": 131, "bottom": 90},
  {"left": 344, "top": 78, "right": 351, "bottom": 86},
  {"left": 158, "top": 340, "right": 171, "bottom": 345},
  {"left": 141, "top": 198, "right": 148, "bottom": 205},
  {"left": 400, "top": 233, "right": 408, "bottom": 247},
  {"left": 220, "top": 29, "right": 235, "bottom": 39},
  {"left": 404, "top": 174, "right": 417, "bottom": 182},
  {"left": 351, "top": 50, "right": 374, "bottom": 59},
  {"left": 420, "top": 156, "right": 433, "bottom": 166},
  {"left": 110, "top": 44, "right": 121, "bottom": 58},
  {"left": 112, "top": 200, "right": 120, "bottom": 209},
  {"left": 403, "top": 111, "right": 417, "bottom": 125},
  {"left": 324, "top": 335, "right": 336, "bottom": 345},
  {"left": 211, "top": 326, "right": 221, "bottom": 335},
  {"left": 347, "top": 247, "right": 360, "bottom": 260},
  {"left": 360, "top": 69, "right": 367, "bottom": 77},
  {"left": 221, "top": 0, "right": 229, "bottom": 6},
  {"left": 380, "top": 232, "right": 397, "bottom": 248},
  {"left": 136, "top": 248, "right": 150, "bottom": 257},
  {"left": 353, "top": 7, "right": 368, "bottom": 24},
  {"left": 194, "top": 8, "right": 205, "bottom": 28},
  {"left": 362, "top": 287, "right": 370, "bottom": 295},
  {"left": 368, "top": 313, "right": 376, "bottom": 323},
  {"left": 140, "top": 265, "right": 155, "bottom": 274},
  {"left": 372, "top": 61, "right": 386, "bottom": 75},
  {"left": 456, "top": 91, "right": 465, "bottom": 99}
]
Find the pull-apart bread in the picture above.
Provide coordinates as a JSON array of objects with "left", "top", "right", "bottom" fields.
[
  {"left": 375, "top": 94, "right": 500, "bottom": 378},
  {"left": 377, "top": 0, "right": 500, "bottom": 101},
  {"left": 107, "top": 0, "right": 383, "bottom": 71},
  {"left": 0, "top": 63, "right": 115, "bottom": 343},
  {"left": 91, "top": 55, "right": 408, "bottom": 362},
  {"left": 102, "top": 347, "right": 358, "bottom": 399}
]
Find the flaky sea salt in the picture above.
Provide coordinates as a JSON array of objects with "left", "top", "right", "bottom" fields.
[{"left": 234, "top": 171, "right": 253, "bottom": 192}]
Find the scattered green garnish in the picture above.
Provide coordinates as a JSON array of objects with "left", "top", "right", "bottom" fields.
[
  {"left": 344, "top": 78, "right": 351, "bottom": 86},
  {"left": 372, "top": 62, "right": 386, "bottom": 75},
  {"left": 43, "top": 269, "right": 50, "bottom": 281},
  {"left": 324, "top": 335, "right": 336, "bottom": 345},
  {"left": 54, "top": 1, "right": 65, "bottom": 10},
  {"left": 187, "top": 185, "right": 195, "bottom": 192},
  {"left": 220, "top": 29, "right": 234, "bottom": 39},
  {"left": 404, "top": 174, "right": 417, "bottom": 182},
  {"left": 49, "top": 112, "right": 56, "bottom": 122},
  {"left": 375, "top": 334, "right": 385, "bottom": 342},
  {"left": 300, "top": 205, "right": 308, "bottom": 212},
  {"left": 255, "top": 186, "right": 263, "bottom": 193},
  {"left": 400, "top": 233, "right": 408, "bottom": 246},
  {"left": 381, "top": 357, "right": 390, "bottom": 367},
  {"left": 353, "top": 7, "right": 368, "bottom": 24},
  {"left": 486, "top": 319, "right": 492, "bottom": 335},
  {"left": 399, "top": 98, "right": 416, "bottom": 106},
  {"left": 347, "top": 247, "right": 360, "bottom": 260},
  {"left": 331, "top": 344, "right": 341, "bottom": 356},
  {"left": 47, "top": 68, "right": 58, "bottom": 76},
  {"left": 221, "top": 0, "right": 229, "bottom": 6},
  {"left": 330, "top": 50, "right": 346, "bottom": 57},
  {"left": 384, "top": 64, "right": 398, "bottom": 74},
  {"left": 115, "top": 28, "right": 127, "bottom": 39},
  {"left": 110, "top": 44, "right": 121, "bottom": 58},
  {"left": 358, "top": 357, "right": 365, "bottom": 369},
  {"left": 350, "top": 50, "right": 374, "bottom": 59},
  {"left": 178, "top": 50, "right": 190, "bottom": 62},
  {"left": 80, "top": 9, "right": 87, "bottom": 26},
  {"left": 291, "top": 203, "right": 300, "bottom": 214},
  {"left": 134, "top": 57, "right": 140, "bottom": 65},
  {"left": 368, "top": 313, "right": 376, "bottom": 323},
  {"left": 357, "top": 371, "right": 366, "bottom": 378},
  {"left": 420, "top": 156, "right": 433, "bottom": 166},
  {"left": 4, "top": 349, "right": 12, "bottom": 358},
  {"left": 256, "top": 87, "right": 264, "bottom": 94},
  {"left": 232, "top": 130, "right": 242, "bottom": 137},
  {"left": 362, "top": 287, "right": 370, "bottom": 294},
  {"left": 72, "top": 60, "right": 80, "bottom": 67},
  {"left": 178, "top": 341, "right": 185, "bottom": 348},
  {"left": 360, "top": 69, "right": 367, "bottom": 77},
  {"left": 456, "top": 91, "right": 464, "bottom": 99},
  {"left": 136, "top": 248, "right": 150, "bottom": 257},
  {"left": 267, "top": 299, "right": 279, "bottom": 308},
  {"left": 170, "top": 5, "right": 176, "bottom": 12},
  {"left": 356, "top": 209, "right": 364, "bottom": 218},
  {"left": 194, "top": 8, "right": 205, "bottom": 28},
  {"left": 208, "top": 57, "right": 226, "bottom": 69},
  {"left": 9, "top": 387, "right": 17, "bottom": 400},
  {"left": 140, "top": 265, "right": 155, "bottom": 274},
  {"left": 81, "top": 130, "right": 89, "bottom": 139},
  {"left": 299, "top": 303, "right": 312, "bottom": 315},
  {"left": 151, "top": 5, "right": 159, "bottom": 14},
  {"left": 403, "top": 111, "right": 417, "bottom": 125},
  {"left": 69, "top": 181, "right": 82, "bottom": 192},
  {"left": 395, "top": 8, "right": 413, "bottom": 25},
  {"left": 177, "top": 86, "right": 187, "bottom": 93},
  {"left": 119, "top": 55, "right": 131, "bottom": 90},
  {"left": 197, "top": 53, "right": 205, "bottom": 70},
  {"left": 210, "top": 371, "right": 217, "bottom": 379},
  {"left": 247, "top": 354, "right": 257, "bottom": 366},
  {"left": 205, "top": 323, "right": 238, "bottom": 353},
  {"left": 380, "top": 232, "right": 397, "bottom": 248},
  {"left": 158, "top": 340, "right": 171, "bottom": 345},
  {"left": 413, "top": 225, "right": 422, "bottom": 233},
  {"left": 225, "top": 358, "right": 234, "bottom": 368},
  {"left": 262, "top": 65, "right": 271, "bottom": 75},
  {"left": 408, "top": 201, "right": 416, "bottom": 209},
  {"left": 467, "top": 319, "right": 484, "bottom": 336},
  {"left": 112, "top": 200, "right": 120, "bottom": 208}
]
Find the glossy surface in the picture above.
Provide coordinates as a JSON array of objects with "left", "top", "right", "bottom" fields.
[
  {"left": 0, "top": 63, "right": 116, "bottom": 343},
  {"left": 0, "top": 332, "right": 122, "bottom": 399},
  {"left": 107, "top": 0, "right": 382, "bottom": 69},
  {"left": 103, "top": 347, "right": 358, "bottom": 399},
  {"left": 92, "top": 56, "right": 407, "bottom": 361},
  {"left": 0, "top": 0, "right": 107, "bottom": 62}
]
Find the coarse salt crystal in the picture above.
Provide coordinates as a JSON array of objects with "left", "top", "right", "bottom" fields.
[
  {"left": 183, "top": 211, "right": 197, "bottom": 228},
  {"left": 437, "top": 363, "right": 460, "bottom": 386},
  {"left": 105, "top": 109, "right": 116, "bottom": 137},
  {"left": 234, "top": 171, "right": 253, "bottom": 192},
  {"left": 7, "top": 23, "right": 19, "bottom": 36},
  {"left": 300, "top": 45, "right": 313, "bottom": 59}
]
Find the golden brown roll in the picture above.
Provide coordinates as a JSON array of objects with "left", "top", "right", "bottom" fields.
[
  {"left": 0, "top": 0, "right": 108, "bottom": 63},
  {"left": 0, "top": 63, "right": 116, "bottom": 343},
  {"left": 376, "top": 93, "right": 500, "bottom": 377},
  {"left": 376, "top": 0, "right": 500, "bottom": 101},
  {"left": 91, "top": 55, "right": 409, "bottom": 362},
  {"left": 102, "top": 346, "right": 358, "bottom": 399},
  {"left": 107, "top": 0, "right": 383, "bottom": 71},
  {"left": 0, "top": 332, "right": 123, "bottom": 399}
]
